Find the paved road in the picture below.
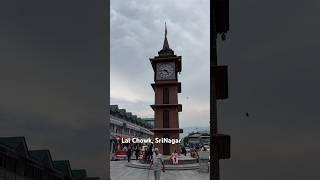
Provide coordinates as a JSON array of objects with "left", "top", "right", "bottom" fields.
[{"left": 110, "top": 160, "right": 209, "bottom": 180}]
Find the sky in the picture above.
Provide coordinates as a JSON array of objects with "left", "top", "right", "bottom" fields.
[
  {"left": 110, "top": 0, "right": 211, "bottom": 128},
  {"left": 111, "top": 0, "right": 320, "bottom": 180}
]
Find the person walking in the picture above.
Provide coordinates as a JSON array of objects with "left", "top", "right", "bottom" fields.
[
  {"left": 181, "top": 146, "right": 187, "bottom": 156},
  {"left": 147, "top": 144, "right": 153, "bottom": 163},
  {"left": 191, "top": 149, "right": 195, "bottom": 158},
  {"left": 195, "top": 149, "right": 199, "bottom": 163},
  {"left": 135, "top": 147, "right": 140, "bottom": 160},
  {"left": 127, "top": 146, "right": 132, "bottom": 162},
  {"left": 149, "top": 148, "right": 165, "bottom": 180}
]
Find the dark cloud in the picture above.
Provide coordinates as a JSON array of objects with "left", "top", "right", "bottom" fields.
[
  {"left": 217, "top": 0, "right": 320, "bottom": 179},
  {"left": 0, "top": 0, "right": 107, "bottom": 177}
]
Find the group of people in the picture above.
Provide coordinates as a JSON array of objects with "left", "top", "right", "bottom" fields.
[
  {"left": 125, "top": 145, "right": 144, "bottom": 162},
  {"left": 190, "top": 145, "right": 208, "bottom": 162},
  {"left": 123, "top": 144, "right": 208, "bottom": 163},
  {"left": 125, "top": 145, "right": 165, "bottom": 180},
  {"left": 117, "top": 144, "right": 209, "bottom": 180},
  {"left": 143, "top": 144, "right": 154, "bottom": 163},
  {"left": 117, "top": 143, "right": 162, "bottom": 164}
]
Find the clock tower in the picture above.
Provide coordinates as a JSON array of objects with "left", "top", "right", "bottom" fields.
[{"left": 150, "top": 24, "right": 183, "bottom": 155}]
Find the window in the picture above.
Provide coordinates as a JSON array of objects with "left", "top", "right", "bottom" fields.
[
  {"left": 163, "top": 110, "right": 169, "bottom": 128},
  {"left": 163, "top": 88, "right": 169, "bottom": 104},
  {"left": 24, "top": 164, "right": 34, "bottom": 178},
  {"left": 5, "top": 157, "right": 16, "bottom": 172},
  {"left": 34, "top": 168, "right": 41, "bottom": 180},
  {"left": 0, "top": 156, "right": 3, "bottom": 167}
]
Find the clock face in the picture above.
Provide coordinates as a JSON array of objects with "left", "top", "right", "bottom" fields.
[{"left": 157, "top": 62, "right": 175, "bottom": 80}]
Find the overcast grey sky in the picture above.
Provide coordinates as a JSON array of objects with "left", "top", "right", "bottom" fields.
[{"left": 110, "top": 0, "right": 210, "bottom": 128}]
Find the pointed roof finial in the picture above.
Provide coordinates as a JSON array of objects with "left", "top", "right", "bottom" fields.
[
  {"left": 163, "top": 22, "right": 170, "bottom": 50},
  {"left": 165, "top": 22, "right": 167, "bottom": 38},
  {"left": 159, "top": 22, "right": 174, "bottom": 55}
]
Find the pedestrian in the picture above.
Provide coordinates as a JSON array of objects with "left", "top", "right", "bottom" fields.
[
  {"left": 181, "top": 146, "right": 186, "bottom": 156},
  {"left": 147, "top": 144, "right": 153, "bottom": 163},
  {"left": 143, "top": 149, "right": 148, "bottom": 163},
  {"left": 127, "top": 146, "right": 132, "bottom": 162},
  {"left": 171, "top": 150, "right": 179, "bottom": 165},
  {"left": 149, "top": 148, "right": 165, "bottom": 180},
  {"left": 135, "top": 147, "right": 140, "bottom": 160},
  {"left": 123, "top": 146, "right": 127, "bottom": 152},
  {"left": 202, "top": 146, "right": 207, "bottom": 151},
  {"left": 195, "top": 149, "right": 199, "bottom": 163},
  {"left": 191, "top": 149, "right": 195, "bottom": 158}
]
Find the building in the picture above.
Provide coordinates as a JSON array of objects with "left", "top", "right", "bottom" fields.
[
  {"left": 149, "top": 25, "right": 183, "bottom": 155},
  {"left": 142, "top": 118, "right": 154, "bottom": 127},
  {"left": 185, "top": 131, "right": 210, "bottom": 147},
  {"left": 109, "top": 105, "right": 153, "bottom": 153},
  {"left": 0, "top": 137, "right": 99, "bottom": 180}
]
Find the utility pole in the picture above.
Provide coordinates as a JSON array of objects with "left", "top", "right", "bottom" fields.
[{"left": 210, "top": 1, "right": 230, "bottom": 180}]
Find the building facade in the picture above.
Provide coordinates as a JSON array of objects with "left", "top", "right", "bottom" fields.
[
  {"left": 109, "top": 105, "right": 153, "bottom": 153},
  {"left": 0, "top": 137, "right": 99, "bottom": 180},
  {"left": 185, "top": 131, "right": 210, "bottom": 147}
]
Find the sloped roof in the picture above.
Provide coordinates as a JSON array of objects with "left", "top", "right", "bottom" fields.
[
  {"left": 188, "top": 133, "right": 201, "bottom": 138},
  {"left": 137, "top": 118, "right": 143, "bottom": 125},
  {"left": 118, "top": 109, "right": 126, "bottom": 116},
  {"left": 29, "top": 150, "right": 54, "bottom": 168},
  {"left": 142, "top": 118, "right": 154, "bottom": 121},
  {"left": 158, "top": 23, "right": 174, "bottom": 56},
  {"left": 110, "top": 105, "right": 118, "bottom": 112},
  {"left": 53, "top": 160, "right": 73, "bottom": 178},
  {"left": 0, "top": 137, "right": 29, "bottom": 157},
  {"left": 125, "top": 112, "right": 132, "bottom": 118},
  {"left": 87, "top": 177, "right": 100, "bottom": 180},
  {"left": 0, "top": 136, "right": 94, "bottom": 180},
  {"left": 110, "top": 105, "right": 153, "bottom": 129},
  {"left": 72, "top": 169, "right": 88, "bottom": 180}
]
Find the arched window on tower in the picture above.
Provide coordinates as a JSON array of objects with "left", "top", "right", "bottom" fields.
[
  {"left": 163, "top": 88, "right": 169, "bottom": 104},
  {"left": 163, "top": 110, "right": 169, "bottom": 128}
]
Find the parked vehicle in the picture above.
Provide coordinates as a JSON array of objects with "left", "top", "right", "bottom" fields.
[{"left": 112, "top": 149, "right": 127, "bottom": 160}]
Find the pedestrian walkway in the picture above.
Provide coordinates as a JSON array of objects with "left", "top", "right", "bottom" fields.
[
  {"left": 127, "top": 160, "right": 201, "bottom": 170},
  {"left": 111, "top": 160, "right": 209, "bottom": 180}
]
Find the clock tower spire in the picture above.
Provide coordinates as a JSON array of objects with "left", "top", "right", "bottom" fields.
[
  {"left": 158, "top": 22, "right": 174, "bottom": 56},
  {"left": 150, "top": 25, "right": 183, "bottom": 155}
]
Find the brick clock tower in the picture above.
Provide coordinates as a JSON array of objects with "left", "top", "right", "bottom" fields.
[{"left": 150, "top": 25, "right": 183, "bottom": 155}]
